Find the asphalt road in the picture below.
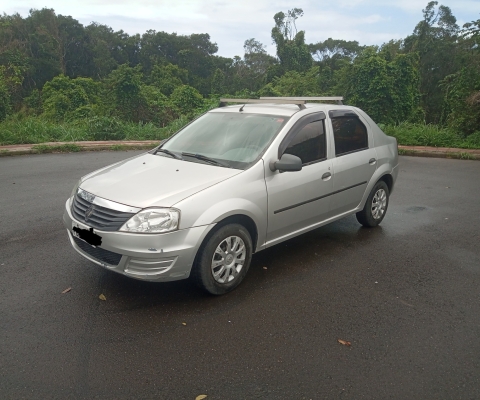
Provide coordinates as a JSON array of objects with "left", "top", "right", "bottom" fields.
[{"left": 1, "top": 152, "right": 479, "bottom": 399}]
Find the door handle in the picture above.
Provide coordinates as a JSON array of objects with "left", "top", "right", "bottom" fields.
[
  {"left": 322, "top": 172, "right": 332, "bottom": 180},
  {"left": 369, "top": 158, "right": 377, "bottom": 165}
]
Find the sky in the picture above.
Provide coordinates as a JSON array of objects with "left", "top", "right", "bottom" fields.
[{"left": 2, "top": 0, "right": 479, "bottom": 58}]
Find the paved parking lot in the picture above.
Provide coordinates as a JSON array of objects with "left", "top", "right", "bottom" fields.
[{"left": 1, "top": 152, "right": 479, "bottom": 399}]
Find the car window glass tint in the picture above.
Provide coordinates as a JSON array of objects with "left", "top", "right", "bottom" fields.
[
  {"left": 331, "top": 116, "right": 368, "bottom": 156},
  {"left": 284, "top": 120, "right": 325, "bottom": 164}
]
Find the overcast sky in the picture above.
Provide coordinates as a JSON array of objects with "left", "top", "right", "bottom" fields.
[{"left": 2, "top": 0, "right": 479, "bottom": 58}]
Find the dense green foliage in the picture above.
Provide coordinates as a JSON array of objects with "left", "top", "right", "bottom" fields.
[
  {"left": 382, "top": 123, "right": 480, "bottom": 148},
  {"left": 0, "top": 2, "right": 479, "bottom": 148}
]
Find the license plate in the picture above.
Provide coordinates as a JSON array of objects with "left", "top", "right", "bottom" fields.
[{"left": 72, "top": 221, "right": 102, "bottom": 247}]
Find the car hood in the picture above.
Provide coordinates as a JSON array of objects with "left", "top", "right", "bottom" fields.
[{"left": 79, "top": 153, "right": 241, "bottom": 208}]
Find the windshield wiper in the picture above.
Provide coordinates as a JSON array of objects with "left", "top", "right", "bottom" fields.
[
  {"left": 181, "top": 152, "right": 229, "bottom": 168},
  {"left": 154, "top": 148, "right": 182, "bottom": 160}
]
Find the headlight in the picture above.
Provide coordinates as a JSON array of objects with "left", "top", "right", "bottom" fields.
[
  {"left": 120, "top": 208, "right": 180, "bottom": 233},
  {"left": 71, "top": 181, "right": 79, "bottom": 198},
  {"left": 70, "top": 180, "right": 81, "bottom": 201}
]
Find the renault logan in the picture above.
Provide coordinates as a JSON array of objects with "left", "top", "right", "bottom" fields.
[{"left": 63, "top": 97, "right": 399, "bottom": 295}]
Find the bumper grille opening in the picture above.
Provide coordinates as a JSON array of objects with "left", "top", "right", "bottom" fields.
[
  {"left": 72, "top": 193, "right": 134, "bottom": 231},
  {"left": 73, "top": 236, "right": 123, "bottom": 266}
]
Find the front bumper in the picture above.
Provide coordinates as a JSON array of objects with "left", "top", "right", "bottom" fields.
[{"left": 63, "top": 199, "right": 214, "bottom": 282}]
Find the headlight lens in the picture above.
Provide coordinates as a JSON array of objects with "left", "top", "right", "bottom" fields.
[{"left": 120, "top": 208, "right": 180, "bottom": 233}]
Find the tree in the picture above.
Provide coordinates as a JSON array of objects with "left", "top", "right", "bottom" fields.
[
  {"left": 258, "top": 67, "right": 324, "bottom": 97},
  {"left": 170, "top": 85, "right": 204, "bottom": 117},
  {"left": 239, "top": 38, "right": 276, "bottom": 91},
  {"left": 309, "top": 38, "right": 363, "bottom": 69},
  {"left": 26, "top": 9, "right": 64, "bottom": 84},
  {"left": 340, "top": 48, "right": 420, "bottom": 124},
  {"left": 462, "top": 17, "right": 480, "bottom": 39},
  {"left": 56, "top": 15, "right": 94, "bottom": 78},
  {"left": 441, "top": 17, "right": 480, "bottom": 135},
  {"left": 149, "top": 63, "right": 188, "bottom": 96},
  {"left": 442, "top": 66, "right": 480, "bottom": 135},
  {"left": 0, "top": 68, "right": 12, "bottom": 121},
  {"left": 403, "top": 1, "right": 460, "bottom": 124},
  {"left": 106, "top": 64, "right": 145, "bottom": 122},
  {"left": 211, "top": 68, "right": 225, "bottom": 95},
  {"left": 85, "top": 23, "right": 124, "bottom": 78},
  {"left": 271, "top": 9, "right": 312, "bottom": 76}
]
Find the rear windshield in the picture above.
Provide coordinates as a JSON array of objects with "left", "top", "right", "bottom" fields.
[{"left": 161, "top": 112, "right": 290, "bottom": 169}]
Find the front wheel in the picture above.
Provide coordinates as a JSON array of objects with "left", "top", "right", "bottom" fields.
[
  {"left": 192, "top": 224, "right": 253, "bottom": 295},
  {"left": 356, "top": 181, "right": 389, "bottom": 227}
]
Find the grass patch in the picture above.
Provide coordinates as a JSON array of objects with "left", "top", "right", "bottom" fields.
[
  {"left": 383, "top": 123, "right": 480, "bottom": 149},
  {"left": 109, "top": 144, "right": 128, "bottom": 151},
  {"left": 458, "top": 152, "right": 476, "bottom": 160},
  {"left": 32, "top": 143, "right": 82, "bottom": 153},
  {"left": 2, "top": 115, "right": 479, "bottom": 151},
  {"left": 107, "top": 144, "right": 155, "bottom": 151},
  {"left": 0, "top": 115, "right": 189, "bottom": 145}
]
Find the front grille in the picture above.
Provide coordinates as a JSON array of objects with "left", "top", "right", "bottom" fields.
[
  {"left": 72, "top": 193, "right": 135, "bottom": 232},
  {"left": 73, "top": 236, "right": 123, "bottom": 266}
]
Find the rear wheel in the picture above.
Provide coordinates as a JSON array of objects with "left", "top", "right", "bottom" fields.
[
  {"left": 192, "top": 223, "right": 252, "bottom": 295},
  {"left": 356, "top": 181, "right": 389, "bottom": 227}
]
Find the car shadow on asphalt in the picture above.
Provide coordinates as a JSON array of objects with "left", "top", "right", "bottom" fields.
[{"left": 90, "top": 215, "right": 387, "bottom": 313}]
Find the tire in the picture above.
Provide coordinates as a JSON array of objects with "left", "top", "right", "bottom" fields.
[
  {"left": 192, "top": 223, "right": 253, "bottom": 295},
  {"left": 356, "top": 180, "right": 389, "bottom": 227}
]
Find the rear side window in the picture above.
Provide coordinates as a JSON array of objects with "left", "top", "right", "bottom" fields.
[
  {"left": 284, "top": 120, "right": 326, "bottom": 165},
  {"left": 331, "top": 116, "right": 368, "bottom": 156}
]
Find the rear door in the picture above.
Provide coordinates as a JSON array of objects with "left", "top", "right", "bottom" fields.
[
  {"left": 265, "top": 112, "right": 333, "bottom": 245},
  {"left": 328, "top": 110, "right": 377, "bottom": 215}
]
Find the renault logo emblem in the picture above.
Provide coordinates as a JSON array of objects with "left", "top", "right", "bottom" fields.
[{"left": 85, "top": 205, "right": 95, "bottom": 221}]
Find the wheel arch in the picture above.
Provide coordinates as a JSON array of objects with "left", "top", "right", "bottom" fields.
[
  {"left": 202, "top": 214, "right": 259, "bottom": 253},
  {"left": 359, "top": 167, "right": 395, "bottom": 210},
  {"left": 191, "top": 213, "right": 259, "bottom": 280},
  {"left": 378, "top": 173, "right": 393, "bottom": 194}
]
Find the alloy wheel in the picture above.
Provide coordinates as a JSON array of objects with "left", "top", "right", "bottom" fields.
[
  {"left": 211, "top": 236, "right": 246, "bottom": 284},
  {"left": 371, "top": 188, "right": 387, "bottom": 219}
]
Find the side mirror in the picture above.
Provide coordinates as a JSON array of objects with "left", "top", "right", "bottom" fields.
[{"left": 270, "top": 154, "right": 303, "bottom": 172}]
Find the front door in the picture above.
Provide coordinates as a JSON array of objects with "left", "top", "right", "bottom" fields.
[{"left": 265, "top": 114, "right": 333, "bottom": 246}]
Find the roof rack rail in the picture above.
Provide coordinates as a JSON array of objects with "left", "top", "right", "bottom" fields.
[
  {"left": 260, "top": 96, "right": 344, "bottom": 105},
  {"left": 219, "top": 98, "right": 306, "bottom": 110}
]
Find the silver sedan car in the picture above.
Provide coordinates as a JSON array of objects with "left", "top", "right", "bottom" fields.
[{"left": 63, "top": 97, "right": 398, "bottom": 295}]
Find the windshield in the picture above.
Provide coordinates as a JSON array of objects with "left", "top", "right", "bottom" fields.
[{"left": 160, "top": 112, "right": 289, "bottom": 169}]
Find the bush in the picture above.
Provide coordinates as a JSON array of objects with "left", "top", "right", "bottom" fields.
[
  {"left": 0, "top": 116, "right": 86, "bottom": 144},
  {"left": 0, "top": 114, "right": 192, "bottom": 145},
  {"left": 383, "top": 122, "right": 480, "bottom": 149},
  {"left": 170, "top": 85, "right": 204, "bottom": 117},
  {"left": 42, "top": 75, "right": 99, "bottom": 121},
  {"left": 83, "top": 116, "right": 126, "bottom": 140}
]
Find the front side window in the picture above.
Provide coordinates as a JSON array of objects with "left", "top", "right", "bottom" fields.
[
  {"left": 283, "top": 120, "right": 326, "bottom": 165},
  {"left": 331, "top": 116, "right": 368, "bottom": 156}
]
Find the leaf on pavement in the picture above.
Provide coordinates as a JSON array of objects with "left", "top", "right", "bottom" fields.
[
  {"left": 99, "top": 294, "right": 106, "bottom": 301},
  {"left": 337, "top": 339, "right": 351, "bottom": 347},
  {"left": 195, "top": 395, "right": 207, "bottom": 400},
  {"left": 61, "top": 287, "right": 72, "bottom": 294}
]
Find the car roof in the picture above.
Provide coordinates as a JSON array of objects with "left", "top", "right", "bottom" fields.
[{"left": 209, "top": 103, "right": 358, "bottom": 117}]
